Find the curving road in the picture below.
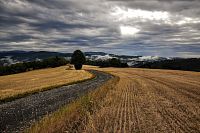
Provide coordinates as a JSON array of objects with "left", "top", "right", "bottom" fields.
[{"left": 0, "top": 70, "right": 112, "bottom": 133}]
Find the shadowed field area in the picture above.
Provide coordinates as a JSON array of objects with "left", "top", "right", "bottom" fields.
[
  {"left": 0, "top": 66, "right": 93, "bottom": 102},
  {"left": 83, "top": 68, "right": 200, "bottom": 132}
]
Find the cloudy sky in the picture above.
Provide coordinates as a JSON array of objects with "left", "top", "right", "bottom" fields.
[{"left": 0, "top": 0, "right": 200, "bottom": 57}]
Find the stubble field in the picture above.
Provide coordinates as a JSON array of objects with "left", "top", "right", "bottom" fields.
[
  {"left": 83, "top": 67, "right": 200, "bottom": 133},
  {"left": 2, "top": 65, "right": 199, "bottom": 133},
  {"left": 0, "top": 66, "right": 93, "bottom": 102}
]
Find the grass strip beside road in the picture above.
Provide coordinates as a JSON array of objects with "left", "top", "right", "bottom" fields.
[{"left": 27, "top": 73, "right": 119, "bottom": 133}]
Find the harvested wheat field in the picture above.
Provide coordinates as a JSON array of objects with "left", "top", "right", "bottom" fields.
[
  {"left": 0, "top": 66, "right": 93, "bottom": 102},
  {"left": 83, "top": 67, "right": 200, "bottom": 133}
]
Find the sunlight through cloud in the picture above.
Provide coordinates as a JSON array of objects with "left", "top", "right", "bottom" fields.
[{"left": 120, "top": 26, "right": 140, "bottom": 37}]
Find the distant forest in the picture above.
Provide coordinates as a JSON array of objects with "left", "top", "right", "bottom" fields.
[
  {"left": 0, "top": 57, "right": 68, "bottom": 76},
  {"left": 0, "top": 56, "right": 199, "bottom": 76},
  {"left": 87, "top": 58, "right": 200, "bottom": 72},
  {"left": 0, "top": 57, "right": 129, "bottom": 76},
  {"left": 137, "top": 58, "right": 200, "bottom": 72},
  {"left": 86, "top": 58, "right": 128, "bottom": 68}
]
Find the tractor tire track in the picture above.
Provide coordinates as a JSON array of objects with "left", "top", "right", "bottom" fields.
[{"left": 137, "top": 75, "right": 200, "bottom": 133}]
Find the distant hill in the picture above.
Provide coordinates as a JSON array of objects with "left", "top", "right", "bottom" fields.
[
  {"left": 0, "top": 51, "right": 71, "bottom": 61},
  {"left": 136, "top": 58, "right": 200, "bottom": 72},
  {"left": 84, "top": 52, "right": 107, "bottom": 56},
  {"left": 0, "top": 51, "right": 71, "bottom": 66},
  {"left": 0, "top": 51, "right": 199, "bottom": 72},
  {"left": 0, "top": 51, "right": 141, "bottom": 66}
]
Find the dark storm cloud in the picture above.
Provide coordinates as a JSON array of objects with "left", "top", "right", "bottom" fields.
[
  {"left": 0, "top": 0, "right": 200, "bottom": 57},
  {"left": 30, "top": 21, "right": 103, "bottom": 31},
  {"left": 0, "top": 35, "right": 34, "bottom": 42}
]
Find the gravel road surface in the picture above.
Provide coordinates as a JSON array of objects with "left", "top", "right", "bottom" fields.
[{"left": 0, "top": 70, "right": 112, "bottom": 133}]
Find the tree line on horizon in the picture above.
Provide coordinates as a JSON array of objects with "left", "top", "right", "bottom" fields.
[
  {"left": 0, "top": 50, "right": 128, "bottom": 76},
  {"left": 0, "top": 56, "right": 68, "bottom": 76},
  {"left": 137, "top": 58, "right": 200, "bottom": 72},
  {"left": 71, "top": 50, "right": 128, "bottom": 69},
  {"left": 85, "top": 58, "right": 128, "bottom": 68},
  {"left": 1, "top": 49, "right": 198, "bottom": 76}
]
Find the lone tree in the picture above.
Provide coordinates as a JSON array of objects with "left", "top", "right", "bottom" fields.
[{"left": 71, "top": 50, "right": 86, "bottom": 70}]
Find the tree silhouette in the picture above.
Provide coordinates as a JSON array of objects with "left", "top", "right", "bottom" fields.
[{"left": 71, "top": 50, "right": 86, "bottom": 70}]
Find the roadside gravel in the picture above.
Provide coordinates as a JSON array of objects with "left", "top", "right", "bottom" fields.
[{"left": 0, "top": 70, "right": 112, "bottom": 133}]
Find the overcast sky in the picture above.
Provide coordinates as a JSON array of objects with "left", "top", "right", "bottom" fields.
[{"left": 0, "top": 0, "right": 200, "bottom": 57}]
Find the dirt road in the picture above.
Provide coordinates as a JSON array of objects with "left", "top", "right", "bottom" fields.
[
  {"left": 0, "top": 70, "right": 112, "bottom": 133},
  {"left": 84, "top": 68, "right": 200, "bottom": 133}
]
